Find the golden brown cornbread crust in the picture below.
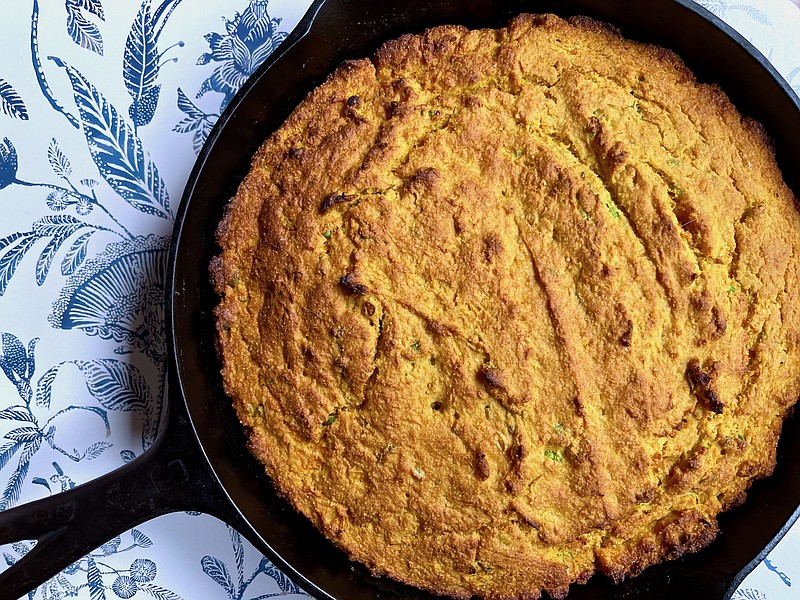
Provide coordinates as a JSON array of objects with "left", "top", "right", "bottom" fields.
[{"left": 212, "top": 13, "right": 800, "bottom": 599}]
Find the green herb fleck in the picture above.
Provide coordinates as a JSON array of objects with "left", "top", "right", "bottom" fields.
[
  {"left": 410, "top": 340, "right": 421, "bottom": 352},
  {"left": 580, "top": 209, "right": 591, "bottom": 222},
  {"left": 222, "top": 323, "right": 231, "bottom": 333},
  {"left": 512, "top": 149, "right": 523, "bottom": 159},
  {"left": 477, "top": 562, "right": 494, "bottom": 574},
  {"left": 228, "top": 271, "right": 240, "bottom": 287},
  {"left": 737, "top": 434, "right": 745, "bottom": 441},
  {"left": 667, "top": 158, "right": 680, "bottom": 166},
  {"left": 428, "top": 109, "right": 441, "bottom": 117},
  {"left": 606, "top": 202, "right": 620, "bottom": 219},
  {"left": 322, "top": 230, "right": 333, "bottom": 239},
  {"left": 554, "top": 423, "right": 566, "bottom": 434},
  {"left": 544, "top": 449, "right": 564, "bottom": 462},
  {"left": 412, "top": 465, "right": 426, "bottom": 479},
  {"left": 727, "top": 285, "right": 737, "bottom": 294},
  {"left": 323, "top": 412, "right": 338, "bottom": 427}
]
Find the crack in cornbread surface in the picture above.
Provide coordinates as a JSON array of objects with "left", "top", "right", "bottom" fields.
[{"left": 212, "top": 13, "right": 800, "bottom": 600}]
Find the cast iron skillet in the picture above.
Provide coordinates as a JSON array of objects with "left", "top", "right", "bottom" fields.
[{"left": 2, "top": 0, "right": 800, "bottom": 598}]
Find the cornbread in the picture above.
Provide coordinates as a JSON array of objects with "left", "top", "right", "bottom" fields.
[{"left": 212, "top": 13, "right": 800, "bottom": 599}]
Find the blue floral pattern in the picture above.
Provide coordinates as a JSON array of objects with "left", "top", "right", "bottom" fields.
[
  {"left": 173, "top": 2, "right": 288, "bottom": 153},
  {"left": 0, "top": 0, "right": 797, "bottom": 598}
]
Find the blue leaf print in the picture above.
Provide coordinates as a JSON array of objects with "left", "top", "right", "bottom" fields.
[
  {"left": 0, "top": 136, "right": 18, "bottom": 188},
  {"left": 35, "top": 364, "right": 58, "bottom": 410},
  {"left": 35, "top": 359, "right": 149, "bottom": 416},
  {"left": 0, "top": 234, "right": 37, "bottom": 296},
  {"left": 67, "top": 0, "right": 105, "bottom": 20},
  {"left": 87, "top": 557, "right": 106, "bottom": 600},
  {"left": 34, "top": 217, "right": 86, "bottom": 285},
  {"left": 137, "top": 583, "right": 182, "bottom": 600},
  {"left": 0, "top": 407, "right": 37, "bottom": 422},
  {"left": 0, "top": 440, "right": 23, "bottom": 471},
  {"left": 61, "top": 230, "right": 94, "bottom": 275},
  {"left": 66, "top": 3, "right": 104, "bottom": 55},
  {"left": 259, "top": 558, "right": 301, "bottom": 594},
  {"left": 33, "top": 214, "right": 85, "bottom": 237},
  {"left": 229, "top": 527, "right": 245, "bottom": 588},
  {"left": 124, "top": 1, "right": 160, "bottom": 104},
  {"left": 173, "top": 88, "right": 215, "bottom": 153},
  {"left": 122, "top": 0, "right": 159, "bottom": 126},
  {"left": 76, "top": 359, "right": 150, "bottom": 413},
  {"left": 0, "top": 79, "right": 29, "bottom": 120},
  {"left": 49, "top": 57, "right": 171, "bottom": 219},
  {"left": 83, "top": 441, "right": 112, "bottom": 460},
  {"left": 175, "top": 87, "right": 204, "bottom": 119},
  {"left": 47, "top": 138, "right": 73, "bottom": 179},
  {"left": 764, "top": 557, "right": 792, "bottom": 587},
  {"left": 201, "top": 556, "right": 236, "bottom": 598},
  {"left": 1, "top": 436, "right": 43, "bottom": 510},
  {"left": 732, "top": 589, "right": 767, "bottom": 600},
  {"left": 3, "top": 427, "right": 41, "bottom": 443}
]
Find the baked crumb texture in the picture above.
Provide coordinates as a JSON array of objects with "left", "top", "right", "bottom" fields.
[{"left": 212, "top": 13, "right": 800, "bottom": 600}]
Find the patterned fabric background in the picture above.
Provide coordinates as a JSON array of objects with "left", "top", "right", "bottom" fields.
[{"left": 0, "top": 1, "right": 797, "bottom": 598}]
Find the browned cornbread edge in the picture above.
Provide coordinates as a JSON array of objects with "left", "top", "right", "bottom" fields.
[{"left": 212, "top": 12, "right": 800, "bottom": 600}]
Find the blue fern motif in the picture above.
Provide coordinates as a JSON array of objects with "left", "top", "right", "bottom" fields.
[
  {"left": 0, "top": 215, "right": 116, "bottom": 296},
  {"left": 49, "top": 56, "right": 171, "bottom": 219},
  {"left": 47, "top": 138, "right": 73, "bottom": 179},
  {"left": 61, "top": 230, "right": 95, "bottom": 276},
  {"left": 0, "top": 79, "right": 29, "bottom": 120}
]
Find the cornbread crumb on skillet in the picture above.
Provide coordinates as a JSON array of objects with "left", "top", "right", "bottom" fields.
[{"left": 212, "top": 13, "right": 800, "bottom": 599}]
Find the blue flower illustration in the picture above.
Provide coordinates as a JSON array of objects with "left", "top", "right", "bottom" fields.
[
  {"left": 3, "top": 530, "right": 182, "bottom": 600},
  {"left": 49, "top": 234, "right": 168, "bottom": 364},
  {"left": 130, "top": 558, "right": 157, "bottom": 583},
  {"left": 195, "top": 1, "right": 288, "bottom": 111},
  {"left": 112, "top": 575, "right": 138, "bottom": 599}
]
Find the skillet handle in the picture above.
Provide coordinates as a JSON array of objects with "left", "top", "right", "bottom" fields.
[{"left": 0, "top": 402, "right": 229, "bottom": 599}]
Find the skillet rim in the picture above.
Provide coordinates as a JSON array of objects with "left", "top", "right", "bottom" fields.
[{"left": 167, "top": 1, "right": 800, "bottom": 599}]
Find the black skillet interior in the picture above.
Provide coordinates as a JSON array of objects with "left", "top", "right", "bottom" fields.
[{"left": 169, "top": 0, "right": 800, "bottom": 599}]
